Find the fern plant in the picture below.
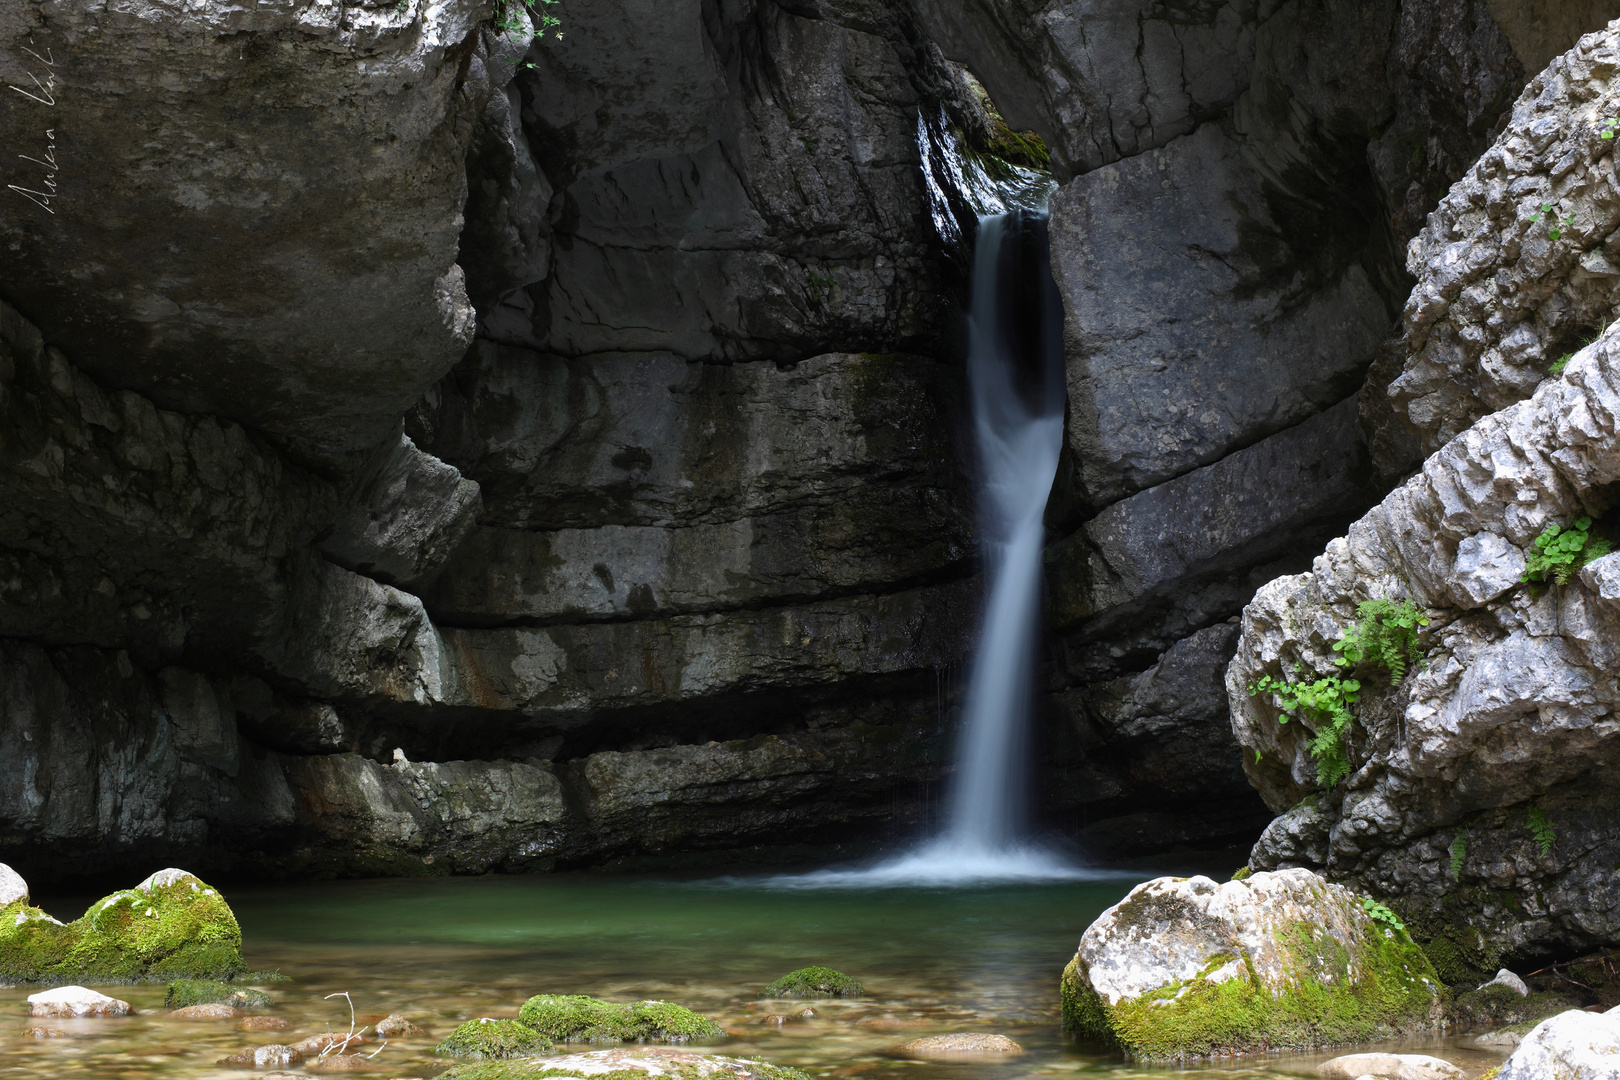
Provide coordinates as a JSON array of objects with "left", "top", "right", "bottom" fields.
[
  {"left": 1550, "top": 352, "right": 1573, "bottom": 375},
  {"left": 1526, "top": 807, "right": 1557, "bottom": 858},
  {"left": 1449, "top": 830, "right": 1467, "bottom": 882},
  {"left": 1248, "top": 667, "right": 1361, "bottom": 788},
  {"left": 1521, "top": 517, "right": 1611, "bottom": 586},
  {"left": 1333, "top": 598, "right": 1429, "bottom": 681},
  {"left": 494, "top": 0, "right": 560, "bottom": 42}
]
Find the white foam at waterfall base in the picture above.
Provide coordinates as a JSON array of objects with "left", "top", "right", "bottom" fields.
[{"left": 755, "top": 213, "right": 1100, "bottom": 891}]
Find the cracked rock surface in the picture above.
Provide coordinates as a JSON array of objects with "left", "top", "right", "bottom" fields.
[{"left": 1230, "top": 321, "right": 1620, "bottom": 975}]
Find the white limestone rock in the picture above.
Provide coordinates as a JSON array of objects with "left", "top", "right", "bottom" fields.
[
  {"left": 27, "top": 987, "right": 132, "bottom": 1018},
  {"left": 1061, "top": 869, "right": 1441, "bottom": 1059},
  {"left": 1582, "top": 551, "right": 1620, "bottom": 606},
  {"left": 1451, "top": 533, "right": 1526, "bottom": 607},
  {"left": 1479, "top": 969, "right": 1530, "bottom": 996},
  {"left": 1317, "top": 1052, "right": 1464, "bottom": 1080},
  {"left": 1499, "top": 1006, "right": 1620, "bottom": 1079},
  {"left": 0, "top": 863, "right": 27, "bottom": 907}
]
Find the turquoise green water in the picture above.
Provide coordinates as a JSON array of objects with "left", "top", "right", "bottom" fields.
[{"left": 0, "top": 869, "right": 1504, "bottom": 1080}]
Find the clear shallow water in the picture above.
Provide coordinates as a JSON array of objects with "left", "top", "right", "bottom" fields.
[{"left": 3, "top": 870, "right": 1505, "bottom": 1080}]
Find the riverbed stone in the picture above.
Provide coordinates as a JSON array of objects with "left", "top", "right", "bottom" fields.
[
  {"left": 167, "top": 979, "right": 273, "bottom": 1010},
  {"left": 242, "top": 1016, "right": 292, "bottom": 1032},
  {"left": 375, "top": 1014, "right": 425, "bottom": 1037},
  {"left": 168, "top": 1003, "right": 245, "bottom": 1020},
  {"left": 893, "top": 1034, "right": 1024, "bottom": 1056},
  {"left": 1316, "top": 1053, "right": 1464, "bottom": 1080},
  {"left": 26, "top": 986, "right": 131, "bottom": 1018},
  {"left": 436, "top": 1017, "right": 553, "bottom": 1059},
  {"left": 438, "top": 1048, "right": 811, "bottom": 1080},
  {"left": 219, "top": 1044, "right": 304, "bottom": 1069},
  {"left": 1061, "top": 869, "right": 1441, "bottom": 1060}
]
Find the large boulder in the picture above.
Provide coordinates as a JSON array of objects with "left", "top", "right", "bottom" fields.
[
  {"left": 0, "top": 865, "right": 243, "bottom": 983},
  {"left": 1498, "top": 1005, "right": 1620, "bottom": 1078},
  {"left": 1060, "top": 869, "right": 1441, "bottom": 1060},
  {"left": 0, "top": 0, "right": 490, "bottom": 462}
]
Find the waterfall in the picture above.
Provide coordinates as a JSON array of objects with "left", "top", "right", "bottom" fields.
[
  {"left": 763, "top": 211, "right": 1095, "bottom": 888},
  {"left": 945, "top": 210, "right": 1066, "bottom": 852}
]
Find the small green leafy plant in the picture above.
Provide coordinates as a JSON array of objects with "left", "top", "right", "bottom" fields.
[
  {"left": 1521, "top": 516, "right": 1612, "bottom": 586},
  {"left": 494, "top": 0, "right": 560, "bottom": 42},
  {"left": 1530, "top": 202, "right": 1576, "bottom": 240},
  {"left": 1334, "top": 598, "right": 1429, "bottom": 682},
  {"left": 1526, "top": 806, "right": 1557, "bottom": 858},
  {"left": 1449, "top": 830, "right": 1467, "bottom": 882},
  {"left": 1602, "top": 117, "right": 1618, "bottom": 140},
  {"left": 1550, "top": 352, "right": 1573, "bottom": 375},
  {"left": 1361, "top": 897, "right": 1406, "bottom": 933},
  {"left": 1248, "top": 667, "right": 1361, "bottom": 788}
]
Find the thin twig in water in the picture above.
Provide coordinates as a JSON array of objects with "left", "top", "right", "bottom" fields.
[{"left": 319, "top": 991, "right": 372, "bottom": 1059}]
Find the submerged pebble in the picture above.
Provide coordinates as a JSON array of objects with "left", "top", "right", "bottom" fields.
[
  {"left": 219, "top": 1044, "right": 304, "bottom": 1069},
  {"left": 893, "top": 1034, "right": 1024, "bottom": 1057},
  {"left": 306, "top": 1053, "right": 379, "bottom": 1072},
  {"left": 241, "top": 1015, "right": 292, "bottom": 1031},
  {"left": 374, "top": 1013, "right": 424, "bottom": 1037},
  {"left": 168, "top": 1003, "right": 243, "bottom": 1020}
]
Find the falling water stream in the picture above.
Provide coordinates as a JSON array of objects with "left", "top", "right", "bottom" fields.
[{"left": 766, "top": 212, "right": 1086, "bottom": 888}]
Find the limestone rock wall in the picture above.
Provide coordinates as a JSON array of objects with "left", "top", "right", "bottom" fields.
[
  {"left": 990, "top": 0, "right": 1552, "bottom": 852},
  {"left": 2, "top": 0, "right": 1617, "bottom": 883},
  {"left": 1229, "top": 309, "right": 1620, "bottom": 975},
  {"left": 1227, "top": 19, "right": 1620, "bottom": 978}
]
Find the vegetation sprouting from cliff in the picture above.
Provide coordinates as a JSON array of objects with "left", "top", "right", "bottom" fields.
[
  {"left": 1249, "top": 598, "right": 1429, "bottom": 788},
  {"left": 1522, "top": 516, "right": 1610, "bottom": 586}
]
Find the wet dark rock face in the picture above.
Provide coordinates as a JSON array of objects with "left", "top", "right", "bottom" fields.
[{"left": 0, "top": 0, "right": 1613, "bottom": 884}]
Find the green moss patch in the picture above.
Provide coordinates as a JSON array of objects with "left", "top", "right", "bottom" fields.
[
  {"left": 516, "top": 996, "right": 723, "bottom": 1044},
  {"left": 1061, "top": 921, "right": 1440, "bottom": 1061},
  {"left": 166, "top": 979, "right": 272, "bottom": 1010},
  {"left": 0, "top": 870, "right": 243, "bottom": 984},
  {"left": 762, "top": 967, "right": 864, "bottom": 999},
  {"left": 440, "top": 1060, "right": 812, "bottom": 1080},
  {"left": 436, "top": 1018, "right": 554, "bottom": 1059},
  {"left": 1450, "top": 984, "right": 1577, "bottom": 1031}
]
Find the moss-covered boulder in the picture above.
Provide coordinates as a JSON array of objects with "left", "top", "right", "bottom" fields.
[
  {"left": 0, "top": 864, "right": 244, "bottom": 984},
  {"left": 438, "top": 1047, "right": 811, "bottom": 1080},
  {"left": 1061, "top": 869, "right": 1441, "bottom": 1060},
  {"left": 166, "top": 978, "right": 272, "bottom": 1010},
  {"left": 761, "top": 967, "right": 864, "bottom": 999},
  {"left": 517, "top": 995, "right": 724, "bottom": 1044},
  {"left": 436, "top": 1018, "right": 554, "bottom": 1059}
]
